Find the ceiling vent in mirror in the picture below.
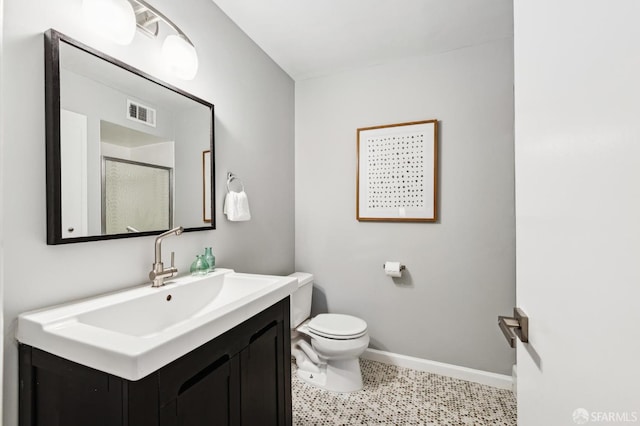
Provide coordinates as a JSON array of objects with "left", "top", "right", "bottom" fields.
[{"left": 127, "top": 99, "right": 156, "bottom": 127}]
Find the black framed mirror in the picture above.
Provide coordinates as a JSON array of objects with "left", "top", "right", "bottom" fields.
[{"left": 45, "top": 29, "right": 215, "bottom": 244}]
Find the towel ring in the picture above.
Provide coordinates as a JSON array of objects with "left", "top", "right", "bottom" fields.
[{"left": 226, "top": 172, "right": 245, "bottom": 192}]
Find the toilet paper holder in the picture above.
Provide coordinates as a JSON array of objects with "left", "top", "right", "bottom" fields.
[{"left": 382, "top": 264, "right": 406, "bottom": 271}]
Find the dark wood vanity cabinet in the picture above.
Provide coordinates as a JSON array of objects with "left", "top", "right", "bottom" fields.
[{"left": 19, "top": 298, "right": 292, "bottom": 426}]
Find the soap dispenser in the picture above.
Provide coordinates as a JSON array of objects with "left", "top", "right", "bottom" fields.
[{"left": 203, "top": 247, "right": 216, "bottom": 272}]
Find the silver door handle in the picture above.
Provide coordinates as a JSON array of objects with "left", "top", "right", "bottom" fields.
[{"left": 498, "top": 308, "right": 529, "bottom": 348}]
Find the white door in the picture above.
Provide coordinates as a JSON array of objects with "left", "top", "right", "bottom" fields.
[
  {"left": 514, "top": 1, "right": 640, "bottom": 425},
  {"left": 60, "top": 109, "right": 88, "bottom": 238}
]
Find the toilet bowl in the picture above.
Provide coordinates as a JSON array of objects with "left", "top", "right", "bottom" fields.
[{"left": 289, "top": 273, "right": 369, "bottom": 393}]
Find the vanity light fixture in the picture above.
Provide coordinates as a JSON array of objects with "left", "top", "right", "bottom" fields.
[
  {"left": 82, "top": 0, "right": 199, "bottom": 80},
  {"left": 130, "top": 0, "right": 199, "bottom": 80},
  {"left": 82, "top": 0, "right": 137, "bottom": 45}
]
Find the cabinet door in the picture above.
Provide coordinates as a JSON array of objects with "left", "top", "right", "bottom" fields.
[
  {"left": 160, "top": 355, "right": 240, "bottom": 426},
  {"left": 176, "top": 356, "right": 234, "bottom": 426},
  {"left": 240, "top": 321, "right": 286, "bottom": 426},
  {"left": 160, "top": 357, "right": 239, "bottom": 426}
]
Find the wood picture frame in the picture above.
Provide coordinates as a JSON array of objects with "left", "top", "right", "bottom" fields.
[
  {"left": 202, "top": 150, "right": 212, "bottom": 223},
  {"left": 356, "top": 120, "right": 438, "bottom": 222}
]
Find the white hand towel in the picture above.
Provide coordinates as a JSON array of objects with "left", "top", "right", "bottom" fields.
[{"left": 224, "top": 191, "right": 251, "bottom": 221}]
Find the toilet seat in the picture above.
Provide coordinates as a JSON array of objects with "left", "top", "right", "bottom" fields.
[{"left": 307, "top": 314, "right": 367, "bottom": 340}]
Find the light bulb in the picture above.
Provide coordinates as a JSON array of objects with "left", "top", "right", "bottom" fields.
[
  {"left": 162, "top": 34, "right": 199, "bottom": 80},
  {"left": 82, "top": 0, "right": 136, "bottom": 45}
]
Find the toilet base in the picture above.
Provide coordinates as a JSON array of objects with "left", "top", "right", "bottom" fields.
[{"left": 296, "top": 358, "right": 363, "bottom": 393}]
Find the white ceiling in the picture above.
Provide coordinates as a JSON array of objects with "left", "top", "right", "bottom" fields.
[{"left": 211, "top": 0, "right": 513, "bottom": 81}]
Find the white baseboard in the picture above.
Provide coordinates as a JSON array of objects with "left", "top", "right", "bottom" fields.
[{"left": 361, "top": 348, "right": 513, "bottom": 390}]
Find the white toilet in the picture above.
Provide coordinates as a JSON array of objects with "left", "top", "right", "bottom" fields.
[{"left": 289, "top": 272, "right": 369, "bottom": 393}]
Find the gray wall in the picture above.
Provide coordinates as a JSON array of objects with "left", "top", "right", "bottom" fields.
[
  {"left": 0, "top": 0, "right": 294, "bottom": 424},
  {"left": 295, "top": 38, "right": 515, "bottom": 375}
]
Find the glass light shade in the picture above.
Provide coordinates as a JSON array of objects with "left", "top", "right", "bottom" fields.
[
  {"left": 162, "top": 34, "right": 199, "bottom": 80},
  {"left": 82, "top": 0, "right": 136, "bottom": 45}
]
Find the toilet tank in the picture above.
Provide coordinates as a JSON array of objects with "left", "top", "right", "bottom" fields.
[{"left": 288, "top": 272, "right": 313, "bottom": 328}]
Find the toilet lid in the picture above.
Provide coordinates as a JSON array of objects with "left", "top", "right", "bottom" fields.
[{"left": 307, "top": 314, "right": 368, "bottom": 339}]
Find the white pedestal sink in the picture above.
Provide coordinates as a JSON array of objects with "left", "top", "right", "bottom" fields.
[{"left": 16, "top": 269, "right": 298, "bottom": 380}]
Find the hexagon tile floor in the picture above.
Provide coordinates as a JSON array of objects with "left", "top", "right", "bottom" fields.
[{"left": 292, "top": 359, "right": 516, "bottom": 426}]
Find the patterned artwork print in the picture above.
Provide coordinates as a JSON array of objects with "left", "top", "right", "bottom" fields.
[{"left": 366, "top": 132, "right": 425, "bottom": 210}]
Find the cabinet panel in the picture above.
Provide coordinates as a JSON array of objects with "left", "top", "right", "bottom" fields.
[
  {"left": 177, "top": 357, "right": 231, "bottom": 426},
  {"left": 125, "top": 374, "right": 159, "bottom": 426},
  {"left": 35, "top": 369, "right": 122, "bottom": 426},
  {"left": 160, "top": 355, "right": 238, "bottom": 426},
  {"left": 240, "top": 321, "right": 285, "bottom": 426},
  {"left": 158, "top": 333, "right": 236, "bottom": 407},
  {"left": 21, "top": 347, "right": 123, "bottom": 426}
]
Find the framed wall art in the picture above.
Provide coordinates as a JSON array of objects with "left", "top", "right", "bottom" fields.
[
  {"left": 356, "top": 120, "right": 438, "bottom": 222},
  {"left": 202, "top": 150, "right": 212, "bottom": 223}
]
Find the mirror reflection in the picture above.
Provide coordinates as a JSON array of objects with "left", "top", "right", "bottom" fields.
[{"left": 46, "top": 30, "right": 214, "bottom": 244}]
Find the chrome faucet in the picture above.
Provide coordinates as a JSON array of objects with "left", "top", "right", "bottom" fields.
[{"left": 149, "top": 226, "right": 184, "bottom": 287}]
